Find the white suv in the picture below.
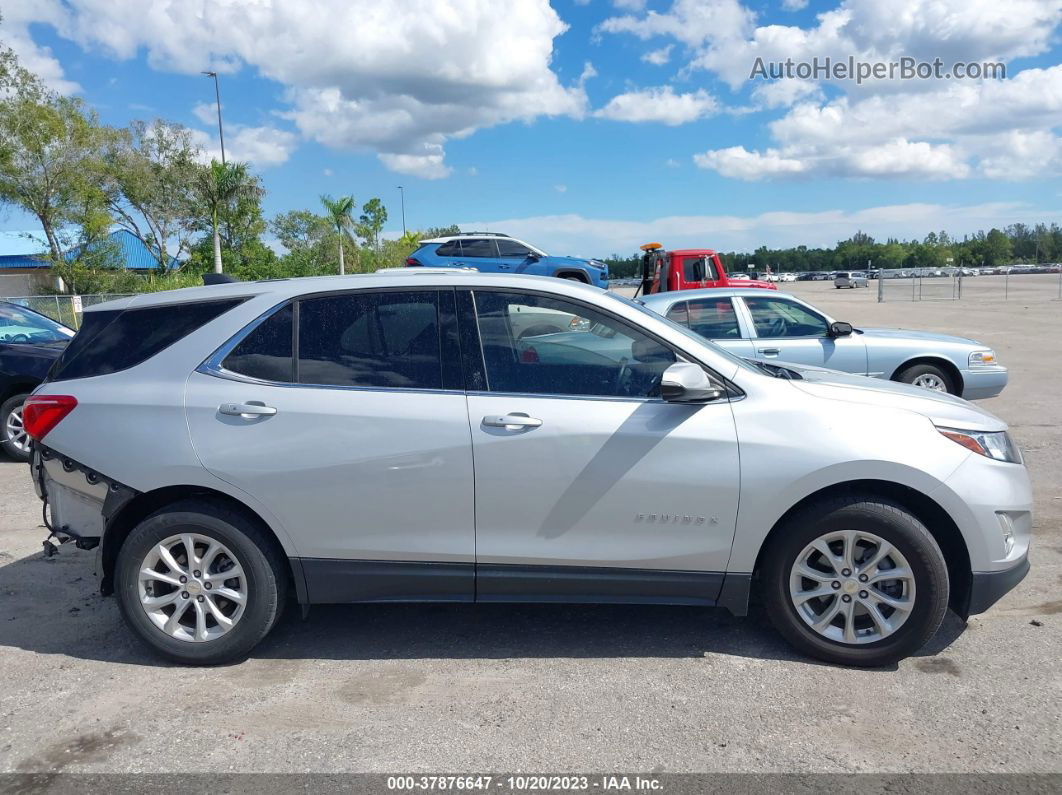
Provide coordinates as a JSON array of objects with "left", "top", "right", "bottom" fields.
[{"left": 25, "top": 270, "right": 1031, "bottom": 665}]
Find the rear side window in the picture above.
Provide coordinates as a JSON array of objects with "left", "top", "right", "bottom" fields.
[
  {"left": 686, "top": 298, "right": 741, "bottom": 339},
  {"left": 297, "top": 291, "right": 443, "bottom": 389},
  {"left": 51, "top": 299, "right": 243, "bottom": 381},
  {"left": 435, "top": 241, "right": 461, "bottom": 257},
  {"left": 220, "top": 304, "right": 294, "bottom": 382}
]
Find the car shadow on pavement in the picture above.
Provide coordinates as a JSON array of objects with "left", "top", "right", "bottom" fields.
[{"left": 0, "top": 546, "right": 967, "bottom": 670}]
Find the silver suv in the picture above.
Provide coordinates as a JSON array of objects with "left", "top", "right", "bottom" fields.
[{"left": 26, "top": 270, "right": 1031, "bottom": 666}]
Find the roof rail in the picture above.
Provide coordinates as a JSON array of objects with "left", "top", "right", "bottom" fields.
[{"left": 453, "top": 231, "right": 511, "bottom": 237}]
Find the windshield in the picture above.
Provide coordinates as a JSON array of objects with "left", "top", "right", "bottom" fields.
[
  {"left": 606, "top": 293, "right": 762, "bottom": 375},
  {"left": 0, "top": 303, "right": 75, "bottom": 343}
]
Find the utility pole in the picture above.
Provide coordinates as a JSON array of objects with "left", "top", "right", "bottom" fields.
[
  {"left": 202, "top": 71, "right": 226, "bottom": 164},
  {"left": 397, "top": 186, "right": 406, "bottom": 235}
]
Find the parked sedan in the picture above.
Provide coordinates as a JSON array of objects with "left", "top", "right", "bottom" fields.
[
  {"left": 0, "top": 301, "right": 74, "bottom": 460},
  {"left": 640, "top": 288, "right": 1006, "bottom": 400}
]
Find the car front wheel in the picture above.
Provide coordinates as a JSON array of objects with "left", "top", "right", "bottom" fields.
[
  {"left": 1, "top": 393, "right": 32, "bottom": 462},
  {"left": 115, "top": 499, "right": 287, "bottom": 665},
  {"left": 896, "top": 362, "right": 956, "bottom": 395},
  {"left": 762, "top": 495, "right": 949, "bottom": 667}
]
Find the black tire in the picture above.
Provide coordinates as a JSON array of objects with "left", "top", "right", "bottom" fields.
[
  {"left": 761, "top": 495, "right": 949, "bottom": 667},
  {"left": 559, "top": 274, "right": 587, "bottom": 282},
  {"left": 115, "top": 499, "right": 287, "bottom": 665},
  {"left": 896, "top": 362, "right": 956, "bottom": 395},
  {"left": 0, "top": 393, "right": 31, "bottom": 462}
]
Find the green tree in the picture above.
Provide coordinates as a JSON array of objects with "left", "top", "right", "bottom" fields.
[
  {"left": 192, "top": 160, "right": 263, "bottom": 273},
  {"left": 105, "top": 119, "right": 200, "bottom": 269},
  {"left": 320, "top": 194, "right": 356, "bottom": 275},
  {"left": 981, "top": 228, "right": 1013, "bottom": 267},
  {"left": 358, "top": 197, "right": 388, "bottom": 253},
  {"left": 0, "top": 46, "right": 113, "bottom": 263}
]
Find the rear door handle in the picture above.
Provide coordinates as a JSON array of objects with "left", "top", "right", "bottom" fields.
[
  {"left": 220, "top": 402, "right": 277, "bottom": 418},
  {"left": 757, "top": 347, "right": 780, "bottom": 356},
  {"left": 483, "top": 413, "right": 542, "bottom": 429}
]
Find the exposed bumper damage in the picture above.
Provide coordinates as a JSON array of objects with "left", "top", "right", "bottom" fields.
[{"left": 32, "top": 445, "right": 138, "bottom": 567}]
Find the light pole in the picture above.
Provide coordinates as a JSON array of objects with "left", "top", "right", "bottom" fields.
[
  {"left": 202, "top": 71, "right": 226, "bottom": 164},
  {"left": 397, "top": 186, "right": 406, "bottom": 235}
]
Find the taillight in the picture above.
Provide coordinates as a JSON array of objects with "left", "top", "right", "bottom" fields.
[
  {"left": 22, "top": 395, "right": 78, "bottom": 441},
  {"left": 405, "top": 257, "right": 422, "bottom": 267}
]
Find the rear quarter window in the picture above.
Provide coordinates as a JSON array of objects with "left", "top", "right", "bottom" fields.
[{"left": 50, "top": 299, "right": 244, "bottom": 381}]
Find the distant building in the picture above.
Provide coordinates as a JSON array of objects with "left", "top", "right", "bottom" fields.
[{"left": 0, "top": 229, "right": 179, "bottom": 295}]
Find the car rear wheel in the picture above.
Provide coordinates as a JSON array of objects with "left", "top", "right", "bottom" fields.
[
  {"left": 762, "top": 495, "right": 949, "bottom": 667},
  {"left": 115, "top": 499, "right": 287, "bottom": 665},
  {"left": 1, "top": 393, "right": 32, "bottom": 462},
  {"left": 896, "top": 363, "right": 956, "bottom": 395}
]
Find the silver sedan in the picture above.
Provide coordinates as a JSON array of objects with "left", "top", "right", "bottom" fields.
[{"left": 640, "top": 288, "right": 1007, "bottom": 400}]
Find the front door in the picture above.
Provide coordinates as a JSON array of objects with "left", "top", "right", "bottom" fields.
[
  {"left": 185, "top": 289, "right": 475, "bottom": 601},
  {"left": 739, "top": 294, "right": 868, "bottom": 373},
  {"left": 461, "top": 288, "right": 741, "bottom": 602}
]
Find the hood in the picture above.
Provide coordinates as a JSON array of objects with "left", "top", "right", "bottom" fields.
[
  {"left": 552, "top": 255, "right": 604, "bottom": 269},
  {"left": 859, "top": 327, "right": 980, "bottom": 346},
  {"left": 777, "top": 362, "right": 1006, "bottom": 432},
  {"left": 729, "top": 278, "right": 777, "bottom": 290}
]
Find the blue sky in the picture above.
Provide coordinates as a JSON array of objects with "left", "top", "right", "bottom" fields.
[{"left": 2, "top": 0, "right": 1061, "bottom": 256}]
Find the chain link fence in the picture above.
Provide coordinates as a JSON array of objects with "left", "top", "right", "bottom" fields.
[
  {"left": 876, "top": 267, "right": 1062, "bottom": 302},
  {"left": 0, "top": 294, "right": 134, "bottom": 329}
]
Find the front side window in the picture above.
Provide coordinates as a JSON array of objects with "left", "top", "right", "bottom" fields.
[
  {"left": 298, "top": 291, "right": 442, "bottom": 389},
  {"left": 0, "top": 304, "right": 74, "bottom": 344},
  {"left": 686, "top": 298, "right": 741, "bottom": 339},
  {"left": 460, "top": 239, "right": 497, "bottom": 258},
  {"left": 743, "top": 296, "right": 828, "bottom": 338},
  {"left": 221, "top": 304, "right": 294, "bottom": 382},
  {"left": 473, "top": 290, "right": 676, "bottom": 399},
  {"left": 496, "top": 239, "right": 532, "bottom": 258}
]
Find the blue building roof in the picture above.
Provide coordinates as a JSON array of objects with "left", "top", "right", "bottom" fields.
[{"left": 0, "top": 229, "right": 179, "bottom": 271}]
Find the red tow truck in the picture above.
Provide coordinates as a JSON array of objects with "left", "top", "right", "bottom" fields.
[{"left": 636, "top": 243, "right": 777, "bottom": 295}]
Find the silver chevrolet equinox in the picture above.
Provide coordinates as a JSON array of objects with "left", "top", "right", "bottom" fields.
[{"left": 25, "top": 270, "right": 1031, "bottom": 666}]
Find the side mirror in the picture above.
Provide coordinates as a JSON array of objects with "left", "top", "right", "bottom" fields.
[
  {"left": 660, "top": 362, "right": 724, "bottom": 403},
  {"left": 829, "top": 321, "right": 853, "bottom": 337},
  {"left": 526, "top": 251, "right": 540, "bottom": 261}
]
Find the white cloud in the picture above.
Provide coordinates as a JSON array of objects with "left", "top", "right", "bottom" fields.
[
  {"left": 18, "top": 0, "right": 587, "bottom": 179},
  {"left": 781, "top": 0, "right": 808, "bottom": 9},
  {"left": 613, "top": 0, "right": 647, "bottom": 10},
  {"left": 641, "top": 45, "right": 673, "bottom": 66},
  {"left": 191, "top": 102, "right": 219, "bottom": 126},
  {"left": 600, "top": 0, "right": 1062, "bottom": 180},
  {"left": 466, "top": 202, "right": 1062, "bottom": 255},
  {"left": 322, "top": 168, "right": 333, "bottom": 177},
  {"left": 554, "top": 184, "right": 567, "bottom": 193},
  {"left": 189, "top": 125, "right": 298, "bottom": 169},
  {"left": 0, "top": 2, "right": 80, "bottom": 94},
  {"left": 596, "top": 86, "right": 718, "bottom": 125}
]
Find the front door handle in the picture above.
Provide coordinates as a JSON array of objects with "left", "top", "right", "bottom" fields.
[
  {"left": 220, "top": 402, "right": 277, "bottom": 418},
  {"left": 483, "top": 413, "right": 542, "bottom": 429},
  {"left": 757, "top": 347, "right": 780, "bottom": 356}
]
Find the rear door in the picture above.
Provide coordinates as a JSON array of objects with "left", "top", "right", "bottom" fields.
[
  {"left": 458, "top": 238, "right": 505, "bottom": 273},
  {"left": 185, "top": 288, "right": 475, "bottom": 601},
  {"left": 663, "top": 297, "right": 756, "bottom": 359},
  {"left": 739, "top": 294, "right": 867, "bottom": 373}
]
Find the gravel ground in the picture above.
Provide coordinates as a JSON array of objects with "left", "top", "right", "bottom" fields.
[{"left": 0, "top": 274, "right": 1059, "bottom": 775}]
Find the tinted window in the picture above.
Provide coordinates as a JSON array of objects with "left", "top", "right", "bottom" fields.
[
  {"left": 221, "top": 304, "right": 294, "bottom": 382},
  {"left": 460, "top": 238, "right": 496, "bottom": 258},
  {"left": 665, "top": 302, "right": 689, "bottom": 327},
  {"left": 686, "top": 298, "right": 741, "bottom": 339},
  {"left": 496, "top": 239, "right": 532, "bottom": 257},
  {"left": 0, "top": 304, "right": 73, "bottom": 344},
  {"left": 473, "top": 290, "right": 675, "bottom": 398},
  {"left": 435, "top": 241, "right": 461, "bottom": 257},
  {"left": 681, "top": 256, "right": 717, "bottom": 282},
  {"left": 298, "top": 291, "right": 442, "bottom": 389},
  {"left": 744, "top": 296, "right": 828, "bottom": 338},
  {"left": 51, "top": 299, "right": 243, "bottom": 381}
]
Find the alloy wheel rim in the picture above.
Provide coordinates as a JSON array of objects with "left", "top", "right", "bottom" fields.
[
  {"left": 789, "top": 530, "right": 916, "bottom": 645},
  {"left": 4, "top": 405, "right": 29, "bottom": 453},
  {"left": 138, "top": 533, "right": 248, "bottom": 643},
  {"left": 912, "top": 373, "right": 946, "bottom": 392}
]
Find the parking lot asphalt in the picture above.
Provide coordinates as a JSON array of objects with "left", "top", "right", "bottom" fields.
[{"left": 0, "top": 274, "right": 1059, "bottom": 774}]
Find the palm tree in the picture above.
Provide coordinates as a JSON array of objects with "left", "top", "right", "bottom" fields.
[
  {"left": 194, "top": 160, "right": 261, "bottom": 273},
  {"left": 320, "top": 194, "right": 356, "bottom": 275}
]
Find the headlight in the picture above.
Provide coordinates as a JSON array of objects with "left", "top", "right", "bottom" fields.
[
  {"left": 938, "top": 426, "right": 1022, "bottom": 464},
  {"left": 969, "top": 350, "right": 996, "bottom": 366}
]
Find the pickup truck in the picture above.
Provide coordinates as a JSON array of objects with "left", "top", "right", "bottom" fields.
[{"left": 638, "top": 244, "right": 777, "bottom": 295}]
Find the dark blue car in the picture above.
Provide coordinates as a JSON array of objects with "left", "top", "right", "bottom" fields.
[
  {"left": 406, "top": 232, "right": 608, "bottom": 287},
  {"left": 1, "top": 301, "right": 74, "bottom": 461}
]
